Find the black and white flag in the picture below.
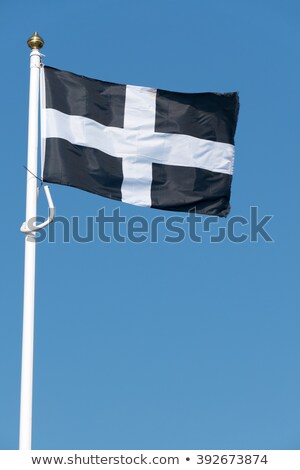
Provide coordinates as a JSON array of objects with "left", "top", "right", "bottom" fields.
[{"left": 41, "top": 66, "right": 239, "bottom": 216}]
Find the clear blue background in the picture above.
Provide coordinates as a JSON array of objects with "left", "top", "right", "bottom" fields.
[{"left": 0, "top": 0, "right": 299, "bottom": 450}]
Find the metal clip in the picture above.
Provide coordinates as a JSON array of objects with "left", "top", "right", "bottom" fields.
[{"left": 20, "top": 185, "right": 55, "bottom": 234}]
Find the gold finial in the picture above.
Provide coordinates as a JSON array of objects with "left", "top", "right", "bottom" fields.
[{"left": 27, "top": 32, "right": 44, "bottom": 50}]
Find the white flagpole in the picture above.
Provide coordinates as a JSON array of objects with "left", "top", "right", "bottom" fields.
[{"left": 19, "top": 32, "right": 44, "bottom": 450}]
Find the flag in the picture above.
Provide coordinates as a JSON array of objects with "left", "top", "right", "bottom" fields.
[{"left": 41, "top": 66, "right": 239, "bottom": 216}]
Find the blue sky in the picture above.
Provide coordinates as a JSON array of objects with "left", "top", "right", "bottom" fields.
[{"left": 0, "top": 0, "right": 300, "bottom": 450}]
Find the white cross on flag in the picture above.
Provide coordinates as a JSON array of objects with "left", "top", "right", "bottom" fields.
[{"left": 41, "top": 66, "right": 239, "bottom": 216}]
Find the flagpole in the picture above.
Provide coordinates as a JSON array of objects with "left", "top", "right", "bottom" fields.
[{"left": 19, "top": 32, "right": 44, "bottom": 450}]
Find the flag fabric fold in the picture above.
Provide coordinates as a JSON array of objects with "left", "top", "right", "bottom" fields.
[{"left": 41, "top": 66, "right": 239, "bottom": 216}]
